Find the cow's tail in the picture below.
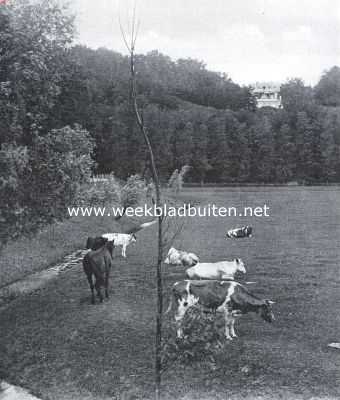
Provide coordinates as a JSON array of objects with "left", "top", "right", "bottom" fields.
[
  {"left": 164, "top": 296, "right": 173, "bottom": 315},
  {"left": 86, "top": 237, "right": 94, "bottom": 249}
]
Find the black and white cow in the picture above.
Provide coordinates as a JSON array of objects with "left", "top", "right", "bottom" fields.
[
  {"left": 226, "top": 226, "right": 253, "bottom": 239},
  {"left": 166, "top": 280, "right": 275, "bottom": 340}
]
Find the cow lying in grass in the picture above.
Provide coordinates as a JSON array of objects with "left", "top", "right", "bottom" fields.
[
  {"left": 164, "top": 247, "right": 199, "bottom": 267},
  {"left": 166, "top": 280, "right": 275, "bottom": 340},
  {"left": 226, "top": 226, "right": 253, "bottom": 238},
  {"left": 83, "top": 240, "right": 115, "bottom": 304},
  {"left": 186, "top": 258, "right": 246, "bottom": 280}
]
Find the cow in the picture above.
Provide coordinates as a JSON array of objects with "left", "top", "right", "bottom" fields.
[
  {"left": 101, "top": 233, "right": 136, "bottom": 258},
  {"left": 186, "top": 258, "right": 246, "bottom": 280},
  {"left": 226, "top": 226, "right": 253, "bottom": 239},
  {"left": 100, "top": 219, "right": 157, "bottom": 258},
  {"left": 86, "top": 236, "right": 108, "bottom": 251},
  {"left": 166, "top": 280, "right": 275, "bottom": 340},
  {"left": 83, "top": 240, "right": 115, "bottom": 304},
  {"left": 164, "top": 247, "right": 199, "bottom": 267}
]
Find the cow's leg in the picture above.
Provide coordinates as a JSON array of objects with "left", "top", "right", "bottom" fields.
[
  {"left": 230, "top": 318, "right": 237, "bottom": 338},
  {"left": 122, "top": 245, "right": 126, "bottom": 258},
  {"left": 86, "top": 273, "right": 95, "bottom": 305},
  {"left": 95, "top": 279, "right": 103, "bottom": 303},
  {"left": 174, "top": 298, "right": 190, "bottom": 339},
  {"left": 104, "top": 270, "right": 109, "bottom": 299},
  {"left": 224, "top": 310, "right": 234, "bottom": 340}
]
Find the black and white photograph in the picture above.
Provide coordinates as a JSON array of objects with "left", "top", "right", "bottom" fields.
[{"left": 0, "top": 1, "right": 340, "bottom": 399}]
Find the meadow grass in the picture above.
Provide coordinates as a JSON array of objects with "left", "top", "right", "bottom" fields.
[
  {"left": 0, "top": 187, "right": 340, "bottom": 399},
  {"left": 0, "top": 210, "right": 124, "bottom": 288}
]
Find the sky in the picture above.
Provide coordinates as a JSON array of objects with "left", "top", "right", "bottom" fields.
[{"left": 72, "top": 0, "right": 340, "bottom": 86}]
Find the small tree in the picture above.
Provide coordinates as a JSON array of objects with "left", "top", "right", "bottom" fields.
[
  {"left": 117, "top": 174, "right": 147, "bottom": 219},
  {"left": 120, "top": 12, "right": 164, "bottom": 399},
  {"left": 168, "top": 165, "right": 191, "bottom": 195}
]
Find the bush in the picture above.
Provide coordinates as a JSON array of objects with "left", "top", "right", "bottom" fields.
[
  {"left": 0, "top": 125, "right": 95, "bottom": 246},
  {"left": 0, "top": 144, "right": 31, "bottom": 243},
  {"left": 120, "top": 174, "right": 146, "bottom": 209},
  {"left": 79, "top": 174, "right": 121, "bottom": 206}
]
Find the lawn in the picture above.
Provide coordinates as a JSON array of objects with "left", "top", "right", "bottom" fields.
[{"left": 0, "top": 187, "right": 340, "bottom": 400}]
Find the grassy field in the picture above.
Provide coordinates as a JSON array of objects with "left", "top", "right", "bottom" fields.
[
  {"left": 0, "top": 208, "right": 131, "bottom": 288},
  {"left": 1, "top": 187, "right": 340, "bottom": 399}
]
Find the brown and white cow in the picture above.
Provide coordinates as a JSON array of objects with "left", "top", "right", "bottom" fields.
[{"left": 166, "top": 280, "right": 275, "bottom": 340}]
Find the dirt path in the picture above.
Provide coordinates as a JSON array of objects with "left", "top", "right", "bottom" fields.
[
  {"left": 0, "top": 249, "right": 89, "bottom": 310},
  {"left": 1, "top": 188, "right": 340, "bottom": 399},
  {"left": 0, "top": 382, "right": 42, "bottom": 400},
  {"left": 0, "top": 232, "right": 158, "bottom": 400}
]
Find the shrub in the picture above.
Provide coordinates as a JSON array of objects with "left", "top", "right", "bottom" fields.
[
  {"left": 0, "top": 125, "right": 95, "bottom": 246},
  {"left": 0, "top": 144, "right": 31, "bottom": 244}
]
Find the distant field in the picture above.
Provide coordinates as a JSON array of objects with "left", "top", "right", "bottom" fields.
[{"left": 1, "top": 187, "right": 340, "bottom": 400}]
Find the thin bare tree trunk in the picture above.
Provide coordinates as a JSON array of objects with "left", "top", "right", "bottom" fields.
[{"left": 127, "top": 34, "right": 163, "bottom": 400}]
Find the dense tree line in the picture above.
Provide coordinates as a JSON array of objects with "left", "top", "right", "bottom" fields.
[
  {"left": 1, "top": 0, "right": 340, "bottom": 242},
  {"left": 53, "top": 45, "right": 340, "bottom": 184}
]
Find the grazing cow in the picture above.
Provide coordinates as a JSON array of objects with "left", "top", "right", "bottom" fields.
[
  {"left": 226, "top": 226, "right": 253, "bottom": 239},
  {"left": 164, "top": 247, "right": 199, "bottom": 267},
  {"left": 83, "top": 240, "right": 115, "bottom": 304},
  {"left": 86, "top": 236, "right": 108, "bottom": 251},
  {"left": 166, "top": 280, "right": 275, "bottom": 340},
  {"left": 186, "top": 258, "right": 246, "bottom": 280},
  {"left": 101, "top": 233, "right": 136, "bottom": 258}
]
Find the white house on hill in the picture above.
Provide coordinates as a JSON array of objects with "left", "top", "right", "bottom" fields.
[{"left": 251, "top": 82, "right": 282, "bottom": 109}]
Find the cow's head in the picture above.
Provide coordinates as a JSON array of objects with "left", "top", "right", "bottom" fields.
[
  {"left": 85, "top": 237, "right": 93, "bottom": 249},
  {"left": 235, "top": 258, "right": 246, "bottom": 273},
  {"left": 173, "top": 282, "right": 199, "bottom": 338},
  {"left": 245, "top": 226, "right": 253, "bottom": 237},
  {"left": 164, "top": 247, "right": 176, "bottom": 264},
  {"left": 259, "top": 300, "right": 275, "bottom": 322},
  {"left": 130, "top": 234, "right": 137, "bottom": 243},
  {"left": 105, "top": 240, "right": 115, "bottom": 256},
  {"left": 86, "top": 236, "right": 108, "bottom": 250}
]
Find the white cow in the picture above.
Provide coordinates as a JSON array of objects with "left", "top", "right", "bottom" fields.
[
  {"left": 101, "top": 233, "right": 136, "bottom": 258},
  {"left": 164, "top": 247, "right": 199, "bottom": 267},
  {"left": 101, "top": 220, "right": 157, "bottom": 258},
  {"left": 186, "top": 258, "right": 246, "bottom": 280}
]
